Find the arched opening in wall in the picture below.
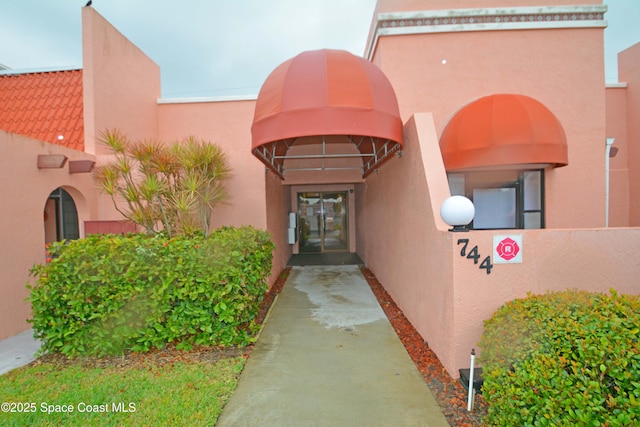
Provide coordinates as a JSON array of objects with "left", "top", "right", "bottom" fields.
[
  {"left": 251, "top": 49, "right": 402, "bottom": 264},
  {"left": 440, "top": 94, "right": 568, "bottom": 230},
  {"left": 44, "top": 188, "right": 80, "bottom": 244}
]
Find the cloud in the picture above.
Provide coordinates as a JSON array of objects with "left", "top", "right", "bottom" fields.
[
  {"left": 89, "top": 0, "right": 376, "bottom": 96},
  {"left": 603, "top": 0, "right": 640, "bottom": 81},
  {"left": 0, "top": 1, "right": 81, "bottom": 68},
  {"left": 150, "top": 0, "right": 377, "bottom": 96},
  {"left": 0, "top": 0, "right": 638, "bottom": 95}
]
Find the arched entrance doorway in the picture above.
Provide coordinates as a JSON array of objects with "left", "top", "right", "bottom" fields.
[
  {"left": 251, "top": 49, "right": 403, "bottom": 261},
  {"left": 44, "top": 188, "right": 79, "bottom": 244}
]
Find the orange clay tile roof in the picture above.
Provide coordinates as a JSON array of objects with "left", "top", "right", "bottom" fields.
[{"left": 0, "top": 69, "right": 84, "bottom": 151}]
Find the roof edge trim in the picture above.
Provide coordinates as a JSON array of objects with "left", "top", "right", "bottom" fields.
[
  {"left": 366, "top": 5, "right": 607, "bottom": 59},
  {"left": 0, "top": 66, "right": 82, "bottom": 76},
  {"left": 158, "top": 94, "right": 258, "bottom": 104}
]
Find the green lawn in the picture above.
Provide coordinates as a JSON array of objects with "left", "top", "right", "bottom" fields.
[{"left": 0, "top": 356, "right": 245, "bottom": 426}]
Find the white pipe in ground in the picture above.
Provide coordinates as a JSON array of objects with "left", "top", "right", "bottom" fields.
[{"left": 467, "top": 349, "right": 475, "bottom": 412}]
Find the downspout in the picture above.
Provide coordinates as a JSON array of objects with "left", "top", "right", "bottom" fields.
[{"left": 605, "top": 138, "right": 615, "bottom": 227}]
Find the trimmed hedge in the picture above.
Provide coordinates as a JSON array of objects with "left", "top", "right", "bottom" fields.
[
  {"left": 28, "top": 226, "right": 274, "bottom": 356},
  {"left": 479, "top": 290, "right": 640, "bottom": 426}
]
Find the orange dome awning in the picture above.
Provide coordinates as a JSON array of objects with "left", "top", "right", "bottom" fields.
[
  {"left": 440, "top": 94, "right": 568, "bottom": 172},
  {"left": 251, "top": 49, "right": 403, "bottom": 178}
]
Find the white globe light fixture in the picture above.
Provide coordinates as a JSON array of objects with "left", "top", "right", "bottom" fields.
[{"left": 440, "top": 196, "right": 475, "bottom": 232}]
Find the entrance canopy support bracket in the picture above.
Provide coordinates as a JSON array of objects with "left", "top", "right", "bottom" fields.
[{"left": 252, "top": 135, "right": 402, "bottom": 179}]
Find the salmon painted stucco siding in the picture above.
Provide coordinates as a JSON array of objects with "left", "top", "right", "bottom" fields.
[
  {"left": 357, "top": 113, "right": 455, "bottom": 368},
  {"left": 266, "top": 172, "right": 293, "bottom": 280},
  {"left": 0, "top": 1, "right": 639, "bottom": 379},
  {"left": 82, "top": 7, "right": 161, "bottom": 156},
  {"left": 0, "top": 130, "right": 97, "bottom": 339},
  {"left": 605, "top": 85, "right": 630, "bottom": 227},
  {"left": 369, "top": 25, "right": 607, "bottom": 229},
  {"left": 358, "top": 112, "right": 640, "bottom": 375},
  {"left": 618, "top": 43, "right": 640, "bottom": 225}
]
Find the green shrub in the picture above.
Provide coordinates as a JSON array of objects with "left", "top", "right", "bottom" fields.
[
  {"left": 479, "top": 290, "right": 640, "bottom": 426},
  {"left": 28, "top": 226, "right": 274, "bottom": 357}
]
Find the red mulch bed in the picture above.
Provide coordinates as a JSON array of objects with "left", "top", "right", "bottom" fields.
[
  {"left": 254, "top": 266, "right": 487, "bottom": 426},
  {"left": 254, "top": 267, "right": 290, "bottom": 325}
]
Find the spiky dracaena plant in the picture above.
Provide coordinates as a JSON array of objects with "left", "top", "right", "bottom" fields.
[
  {"left": 176, "top": 137, "right": 231, "bottom": 236},
  {"left": 94, "top": 130, "right": 231, "bottom": 237}
]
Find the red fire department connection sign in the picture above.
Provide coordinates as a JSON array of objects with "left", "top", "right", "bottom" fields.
[{"left": 493, "top": 235, "right": 523, "bottom": 264}]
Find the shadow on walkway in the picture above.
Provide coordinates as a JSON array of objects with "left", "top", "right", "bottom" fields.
[{"left": 287, "top": 252, "right": 363, "bottom": 266}]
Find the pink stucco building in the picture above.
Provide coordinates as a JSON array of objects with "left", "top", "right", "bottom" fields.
[{"left": 1, "top": 0, "right": 638, "bottom": 377}]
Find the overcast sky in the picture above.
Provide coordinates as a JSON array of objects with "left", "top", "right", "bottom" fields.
[{"left": 0, "top": 1, "right": 638, "bottom": 98}]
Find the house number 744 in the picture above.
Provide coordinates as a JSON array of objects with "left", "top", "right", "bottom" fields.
[{"left": 457, "top": 239, "right": 493, "bottom": 274}]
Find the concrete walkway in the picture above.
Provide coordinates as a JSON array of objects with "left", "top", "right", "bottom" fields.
[
  {"left": 216, "top": 265, "right": 449, "bottom": 427},
  {"left": 0, "top": 328, "right": 40, "bottom": 376}
]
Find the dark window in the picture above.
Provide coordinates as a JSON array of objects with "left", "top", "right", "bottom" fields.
[
  {"left": 447, "top": 170, "right": 544, "bottom": 230},
  {"left": 48, "top": 188, "right": 80, "bottom": 240}
]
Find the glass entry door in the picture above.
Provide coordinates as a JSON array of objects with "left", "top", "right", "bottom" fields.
[{"left": 297, "top": 192, "right": 348, "bottom": 253}]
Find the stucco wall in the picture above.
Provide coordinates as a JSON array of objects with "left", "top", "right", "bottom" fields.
[
  {"left": 265, "top": 172, "right": 292, "bottom": 286},
  {"left": 82, "top": 7, "right": 161, "bottom": 156},
  {"left": 82, "top": 7, "right": 162, "bottom": 222},
  {"left": 451, "top": 227, "right": 640, "bottom": 376},
  {"left": 358, "top": 113, "right": 640, "bottom": 378},
  {"left": 357, "top": 113, "right": 456, "bottom": 369},
  {"left": 605, "top": 85, "right": 630, "bottom": 226},
  {"left": 618, "top": 43, "right": 640, "bottom": 225},
  {"left": 0, "top": 131, "right": 97, "bottom": 339},
  {"left": 369, "top": 11, "right": 606, "bottom": 229}
]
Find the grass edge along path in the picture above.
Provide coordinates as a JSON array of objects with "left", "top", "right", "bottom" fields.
[{"left": 0, "top": 356, "right": 244, "bottom": 426}]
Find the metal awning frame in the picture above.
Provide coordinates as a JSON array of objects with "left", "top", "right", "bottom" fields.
[{"left": 252, "top": 135, "right": 402, "bottom": 179}]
